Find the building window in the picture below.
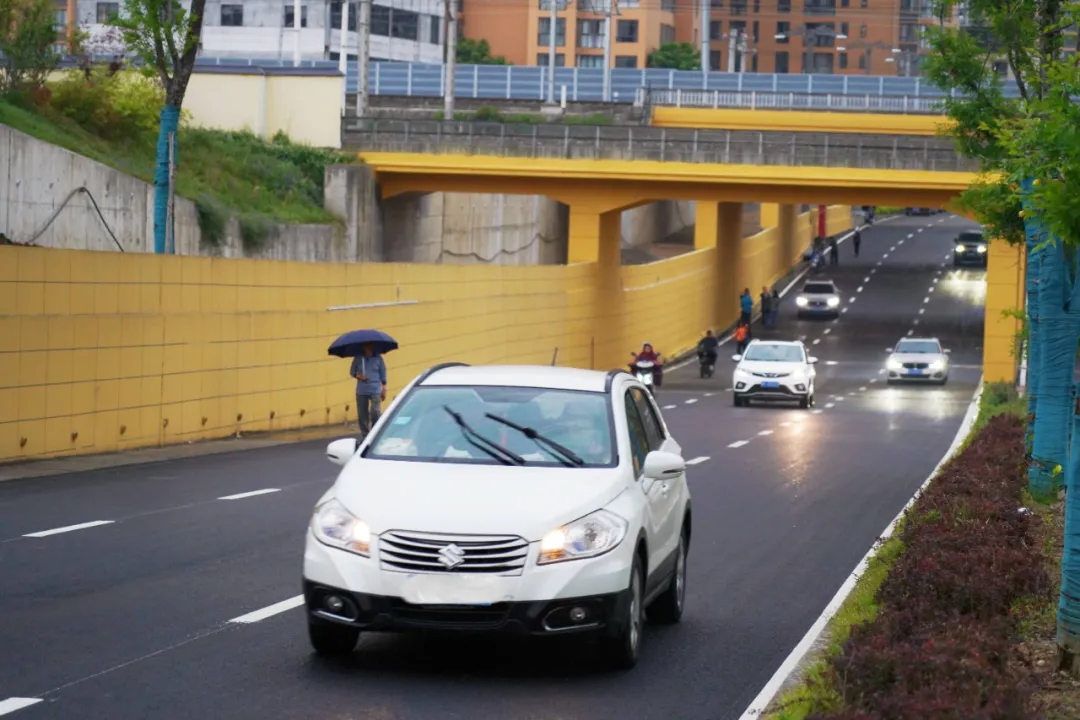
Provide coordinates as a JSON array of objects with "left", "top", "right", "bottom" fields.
[
  {"left": 616, "top": 19, "right": 638, "bottom": 42},
  {"left": 615, "top": 55, "right": 638, "bottom": 68},
  {"left": 753, "top": 0, "right": 760, "bottom": 11},
  {"left": 95, "top": 2, "right": 118, "bottom": 23},
  {"left": 838, "top": 51, "right": 848, "bottom": 69},
  {"left": 731, "top": 0, "right": 748, "bottom": 14},
  {"left": 840, "top": 22, "right": 848, "bottom": 36},
  {"left": 775, "top": 50, "right": 789, "bottom": 73},
  {"left": 576, "top": 54, "right": 603, "bottom": 68},
  {"left": 391, "top": 9, "right": 419, "bottom": 40},
  {"left": 537, "top": 53, "right": 566, "bottom": 66},
  {"left": 332, "top": 2, "right": 360, "bottom": 31},
  {"left": 284, "top": 4, "right": 308, "bottom": 27},
  {"left": 776, "top": 21, "right": 790, "bottom": 42},
  {"left": 711, "top": 0, "right": 724, "bottom": 8},
  {"left": 53, "top": 9, "right": 67, "bottom": 29},
  {"left": 538, "top": 18, "right": 566, "bottom": 47},
  {"left": 710, "top": 19, "right": 723, "bottom": 40},
  {"left": 662, "top": 0, "right": 676, "bottom": 10},
  {"left": 804, "top": 0, "right": 836, "bottom": 14},
  {"left": 752, "top": 53, "right": 758, "bottom": 71},
  {"left": 841, "top": 0, "right": 848, "bottom": 5},
  {"left": 660, "top": 23, "right": 676, "bottom": 43},
  {"left": 750, "top": 21, "right": 758, "bottom": 41},
  {"left": 710, "top": 52, "right": 722, "bottom": 70},
  {"left": 858, "top": 53, "right": 866, "bottom": 69},
  {"left": 429, "top": 15, "right": 440, "bottom": 44},
  {"left": 220, "top": 4, "right": 243, "bottom": 27},
  {"left": 859, "top": 24, "right": 867, "bottom": 38},
  {"left": 899, "top": 23, "right": 918, "bottom": 42},
  {"left": 578, "top": 19, "right": 604, "bottom": 48},
  {"left": 778, "top": 0, "right": 791, "bottom": 11},
  {"left": 370, "top": 5, "right": 387, "bottom": 34},
  {"left": 807, "top": 22, "right": 836, "bottom": 46},
  {"left": 861, "top": 0, "right": 867, "bottom": 6}
]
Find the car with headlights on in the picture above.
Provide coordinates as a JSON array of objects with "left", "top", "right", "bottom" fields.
[
  {"left": 953, "top": 229, "right": 988, "bottom": 267},
  {"left": 303, "top": 363, "right": 692, "bottom": 670},
  {"left": 795, "top": 279, "right": 842, "bottom": 320},
  {"left": 731, "top": 340, "right": 818, "bottom": 408},
  {"left": 885, "top": 337, "right": 951, "bottom": 384}
]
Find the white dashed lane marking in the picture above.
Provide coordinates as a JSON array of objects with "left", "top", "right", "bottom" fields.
[
  {"left": 663, "top": 404, "right": 677, "bottom": 410},
  {"left": 825, "top": 403, "right": 836, "bottom": 409},
  {"left": 218, "top": 488, "right": 281, "bottom": 501},
  {"left": 758, "top": 430, "right": 774, "bottom": 436},
  {"left": 685, "top": 398, "right": 698, "bottom": 405},
  {"left": 728, "top": 440, "right": 750, "bottom": 449},
  {"left": 0, "top": 699, "right": 43, "bottom": 716},
  {"left": 686, "top": 456, "right": 711, "bottom": 466},
  {"left": 23, "top": 520, "right": 115, "bottom": 538},
  {"left": 229, "top": 595, "right": 305, "bottom": 624}
]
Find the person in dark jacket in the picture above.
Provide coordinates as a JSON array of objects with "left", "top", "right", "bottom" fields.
[
  {"left": 829, "top": 236, "right": 839, "bottom": 266},
  {"left": 697, "top": 330, "right": 719, "bottom": 366},
  {"left": 769, "top": 289, "right": 780, "bottom": 327},
  {"left": 740, "top": 288, "right": 753, "bottom": 325},
  {"left": 760, "top": 287, "right": 772, "bottom": 329},
  {"left": 351, "top": 343, "right": 387, "bottom": 437},
  {"left": 853, "top": 228, "right": 862, "bottom": 257}
]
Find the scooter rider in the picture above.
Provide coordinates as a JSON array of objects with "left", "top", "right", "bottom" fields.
[
  {"left": 697, "top": 330, "right": 719, "bottom": 369},
  {"left": 630, "top": 342, "right": 664, "bottom": 387}
]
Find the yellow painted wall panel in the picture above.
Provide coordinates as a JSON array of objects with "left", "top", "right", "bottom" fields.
[{"left": 0, "top": 354, "right": 18, "bottom": 389}]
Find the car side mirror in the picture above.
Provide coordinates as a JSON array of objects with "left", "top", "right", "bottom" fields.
[
  {"left": 944, "top": 349, "right": 952, "bottom": 354},
  {"left": 885, "top": 348, "right": 893, "bottom": 354},
  {"left": 643, "top": 451, "right": 686, "bottom": 480},
  {"left": 326, "top": 438, "right": 359, "bottom": 467},
  {"left": 732, "top": 354, "right": 742, "bottom": 362},
  {"left": 808, "top": 357, "right": 819, "bottom": 364}
]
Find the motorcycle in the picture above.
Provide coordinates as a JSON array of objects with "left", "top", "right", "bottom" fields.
[
  {"left": 698, "top": 351, "right": 716, "bottom": 379},
  {"left": 632, "top": 360, "right": 657, "bottom": 394},
  {"left": 809, "top": 251, "right": 825, "bottom": 274}
]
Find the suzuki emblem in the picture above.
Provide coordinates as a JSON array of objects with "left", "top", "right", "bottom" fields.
[{"left": 438, "top": 543, "right": 466, "bottom": 569}]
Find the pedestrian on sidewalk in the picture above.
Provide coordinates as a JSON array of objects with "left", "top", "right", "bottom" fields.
[
  {"left": 734, "top": 323, "right": 750, "bottom": 354},
  {"left": 829, "top": 236, "right": 839, "bottom": 266},
  {"left": 351, "top": 343, "right": 387, "bottom": 437},
  {"left": 853, "top": 228, "right": 862, "bottom": 257},
  {"left": 740, "top": 288, "right": 753, "bottom": 326},
  {"left": 759, "top": 287, "right": 772, "bottom": 329},
  {"left": 769, "top": 289, "right": 780, "bottom": 327}
]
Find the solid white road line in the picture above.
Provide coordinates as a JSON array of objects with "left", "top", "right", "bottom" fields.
[
  {"left": 23, "top": 520, "right": 114, "bottom": 538},
  {"left": 228, "top": 595, "right": 305, "bottom": 624},
  {"left": 728, "top": 440, "right": 750, "bottom": 449},
  {"left": 218, "top": 488, "right": 281, "bottom": 501},
  {"left": 736, "top": 382, "right": 985, "bottom": 720},
  {"left": 0, "top": 699, "right": 42, "bottom": 716},
  {"left": 686, "top": 456, "right": 710, "bottom": 466},
  {"left": 685, "top": 398, "right": 698, "bottom": 405}
]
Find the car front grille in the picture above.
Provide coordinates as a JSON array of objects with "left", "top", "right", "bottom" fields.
[
  {"left": 379, "top": 531, "right": 530, "bottom": 576},
  {"left": 902, "top": 362, "right": 929, "bottom": 370},
  {"left": 748, "top": 384, "right": 795, "bottom": 396},
  {"left": 751, "top": 371, "right": 791, "bottom": 378}
]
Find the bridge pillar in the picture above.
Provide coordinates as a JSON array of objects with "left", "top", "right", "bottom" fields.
[
  {"left": 694, "top": 201, "right": 744, "bottom": 329},
  {"left": 983, "top": 239, "right": 1025, "bottom": 383},
  {"left": 568, "top": 204, "right": 624, "bottom": 369}
]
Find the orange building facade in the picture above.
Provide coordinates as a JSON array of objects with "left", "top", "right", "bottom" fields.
[{"left": 461, "top": 0, "right": 946, "bottom": 76}]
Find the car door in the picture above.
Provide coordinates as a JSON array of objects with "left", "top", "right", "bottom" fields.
[
  {"left": 630, "top": 387, "right": 683, "bottom": 572},
  {"left": 622, "top": 388, "right": 667, "bottom": 577}
]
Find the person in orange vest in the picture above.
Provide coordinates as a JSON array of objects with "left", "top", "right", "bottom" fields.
[{"left": 734, "top": 323, "right": 750, "bottom": 354}]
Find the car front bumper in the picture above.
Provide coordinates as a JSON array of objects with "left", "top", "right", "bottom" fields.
[
  {"left": 953, "top": 252, "right": 987, "bottom": 265},
  {"left": 887, "top": 369, "right": 946, "bottom": 381},
  {"left": 734, "top": 380, "right": 810, "bottom": 399},
  {"left": 303, "top": 580, "right": 632, "bottom": 637}
]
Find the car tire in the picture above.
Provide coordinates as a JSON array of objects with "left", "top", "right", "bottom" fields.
[
  {"left": 648, "top": 531, "right": 687, "bottom": 625},
  {"left": 733, "top": 394, "right": 745, "bottom": 407},
  {"left": 799, "top": 395, "right": 810, "bottom": 409},
  {"left": 603, "top": 555, "right": 645, "bottom": 670},
  {"left": 308, "top": 615, "right": 360, "bottom": 658}
]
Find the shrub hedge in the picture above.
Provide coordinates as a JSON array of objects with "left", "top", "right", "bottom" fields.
[{"left": 809, "top": 414, "right": 1051, "bottom": 720}]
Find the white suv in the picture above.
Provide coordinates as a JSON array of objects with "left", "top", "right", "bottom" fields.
[
  {"left": 732, "top": 340, "right": 818, "bottom": 408},
  {"left": 303, "top": 363, "right": 692, "bottom": 669}
]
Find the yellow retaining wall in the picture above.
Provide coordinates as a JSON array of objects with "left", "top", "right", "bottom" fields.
[
  {"left": 650, "top": 107, "right": 951, "bottom": 136},
  {"left": 0, "top": 205, "right": 850, "bottom": 463}
]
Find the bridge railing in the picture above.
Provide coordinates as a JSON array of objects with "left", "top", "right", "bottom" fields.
[
  {"left": 639, "top": 88, "right": 946, "bottom": 114},
  {"left": 344, "top": 119, "right": 977, "bottom": 173}
]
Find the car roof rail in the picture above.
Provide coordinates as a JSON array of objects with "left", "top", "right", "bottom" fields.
[
  {"left": 605, "top": 368, "right": 631, "bottom": 391},
  {"left": 416, "top": 362, "right": 470, "bottom": 384}
]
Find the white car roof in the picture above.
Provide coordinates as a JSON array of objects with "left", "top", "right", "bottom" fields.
[
  {"left": 747, "top": 339, "right": 804, "bottom": 348},
  {"left": 896, "top": 337, "right": 941, "bottom": 345},
  {"left": 802, "top": 279, "right": 837, "bottom": 288},
  {"left": 421, "top": 364, "right": 611, "bottom": 393}
]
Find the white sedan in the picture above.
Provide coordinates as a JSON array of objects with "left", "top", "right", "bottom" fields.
[
  {"left": 886, "top": 337, "right": 951, "bottom": 384},
  {"left": 732, "top": 340, "right": 818, "bottom": 408},
  {"left": 303, "top": 363, "right": 692, "bottom": 670}
]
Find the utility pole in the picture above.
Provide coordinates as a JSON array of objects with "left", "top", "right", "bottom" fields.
[
  {"left": 700, "top": 0, "right": 709, "bottom": 84},
  {"left": 292, "top": 0, "right": 301, "bottom": 66},
  {"left": 444, "top": 0, "right": 457, "bottom": 119},
  {"left": 737, "top": 30, "right": 747, "bottom": 73},
  {"left": 727, "top": 27, "right": 738, "bottom": 72},
  {"left": 546, "top": 0, "right": 559, "bottom": 104},
  {"left": 602, "top": 0, "right": 612, "bottom": 102},
  {"left": 356, "top": 0, "right": 370, "bottom": 117},
  {"left": 338, "top": 0, "right": 350, "bottom": 115}
]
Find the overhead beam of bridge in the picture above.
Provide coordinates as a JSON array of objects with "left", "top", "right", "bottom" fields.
[{"left": 649, "top": 108, "right": 952, "bottom": 136}]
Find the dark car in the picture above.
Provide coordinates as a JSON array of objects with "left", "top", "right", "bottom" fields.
[
  {"left": 953, "top": 230, "right": 988, "bottom": 267},
  {"left": 905, "top": 207, "right": 938, "bottom": 216}
]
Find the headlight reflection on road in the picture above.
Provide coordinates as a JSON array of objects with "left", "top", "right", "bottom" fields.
[
  {"left": 774, "top": 411, "right": 820, "bottom": 488},
  {"left": 939, "top": 272, "right": 988, "bottom": 307},
  {"left": 868, "top": 386, "right": 957, "bottom": 423}
]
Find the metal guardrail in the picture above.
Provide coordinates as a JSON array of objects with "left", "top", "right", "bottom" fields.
[
  {"left": 640, "top": 88, "right": 945, "bottom": 114},
  {"left": 344, "top": 119, "right": 978, "bottom": 173}
]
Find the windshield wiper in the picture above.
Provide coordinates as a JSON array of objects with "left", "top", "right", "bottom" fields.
[
  {"left": 442, "top": 406, "right": 525, "bottom": 466},
  {"left": 484, "top": 413, "right": 586, "bottom": 467}
]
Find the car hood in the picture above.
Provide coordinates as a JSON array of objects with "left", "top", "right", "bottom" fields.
[
  {"left": 799, "top": 292, "right": 839, "bottom": 300},
  {"left": 331, "top": 458, "right": 628, "bottom": 540},
  {"left": 736, "top": 361, "right": 808, "bottom": 376},
  {"left": 890, "top": 352, "right": 945, "bottom": 364}
]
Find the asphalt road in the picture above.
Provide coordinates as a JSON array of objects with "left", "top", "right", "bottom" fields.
[{"left": 0, "top": 214, "right": 986, "bottom": 720}]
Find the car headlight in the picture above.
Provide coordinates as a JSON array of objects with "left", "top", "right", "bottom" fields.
[
  {"left": 796, "top": 296, "right": 808, "bottom": 307},
  {"left": 538, "top": 509, "right": 628, "bottom": 565},
  {"left": 311, "top": 499, "right": 371, "bottom": 557},
  {"left": 887, "top": 359, "right": 903, "bottom": 371},
  {"left": 954, "top": 245, "right": 965, "bottom": 253},
  {"left": 929, "top": 361, "right": 944, "bottom": 371},
  {"left": 827, "top": 297, "right": 840, "bottom": 307},
  {"left": 977, "top": 245, "right": 987, "bottom": 254}
]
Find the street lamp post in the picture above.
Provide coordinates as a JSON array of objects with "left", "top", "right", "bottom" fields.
[{"left": 844, "top": 39, "right": 892, "bottom": 75}]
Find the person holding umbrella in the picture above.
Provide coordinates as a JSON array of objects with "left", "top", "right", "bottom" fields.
[{"left": 328, "top": 329, "right": 398, "bottom": 438}]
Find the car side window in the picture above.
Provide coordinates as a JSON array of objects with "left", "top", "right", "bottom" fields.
[
  {"left": 631, "top": 388, "right": 666, "bottom": 452},
  {"left": 623, "top": 391, "right": 650, "bottom": 476}
]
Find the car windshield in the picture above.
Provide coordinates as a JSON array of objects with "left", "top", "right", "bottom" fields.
[
  {"left": 802, "top": 283, "right": 835, "bottom": 295},
  {"left": 366, "top": 385, "right": 615, "bottom": 467},
  {"left": 895, "top": 340, "right": 941, "bottom": 354},
  {"left": 957, "top": 232, "right": 985, "bottom": 244},
  {"left": 743, "top": 344, "right": 805, "bottom": 363}
]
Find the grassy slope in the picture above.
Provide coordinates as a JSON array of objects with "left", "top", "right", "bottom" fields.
[{"left": 0, "top": 100, "right": 350, "bottom": 225}]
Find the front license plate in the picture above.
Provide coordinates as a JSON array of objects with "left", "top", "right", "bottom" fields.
[
  {"left": 400, "top": 574, "right": 509, "bottom": 606},
  {"left": 762, "top": 381, "right": 780, "bottom": 389},
  {"left": 906, "top": 370, "right": 925, "bottom": 376}
]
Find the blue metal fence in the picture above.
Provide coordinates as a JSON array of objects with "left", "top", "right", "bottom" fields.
[{"left": 190, "top": 57, "right": 1022, "bottom": 101}]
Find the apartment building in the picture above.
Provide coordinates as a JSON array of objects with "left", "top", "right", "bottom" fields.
[
  {"left": 464, "top": 0, "right": 678, "bottom": 70},
  {"left": 74, "top": 0, "right": 445, "bottom": 63}
]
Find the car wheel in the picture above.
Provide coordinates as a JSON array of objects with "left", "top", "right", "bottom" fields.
[
  {"left": 308, "top": 615, "right": 360, "bottom": 658},
  {"left": 733, "top": 394, "right": 745, "bottom": 407},
  {"left": 603, "top": 555, "right": 645, "bottom": 670},
  {"left": 648, "top": 531, "right": 687, "bottom": 625},
  {"left": 799, "top": 395, "right": 810, "bottom": 409}
]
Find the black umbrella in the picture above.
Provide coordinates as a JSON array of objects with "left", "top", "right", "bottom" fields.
[{"left": 328, "top": 329, "right": 399, "bottom": 358}]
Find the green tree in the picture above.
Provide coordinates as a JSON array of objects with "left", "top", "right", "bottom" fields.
[
  {"left": 456, "top": 38, "right": 509, "bottom": 65},
  {"left": 924, "top": 0, "right": 1080, "bottom": 674},
  {"left": 110, "top": 0, "right": 207, "bottom": 254},
  {"left": 0, "top": 0, "right": 62, "bottom": 94},
  {"left": 646, "top": 42, "right": 701, "bottom": 71}
]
